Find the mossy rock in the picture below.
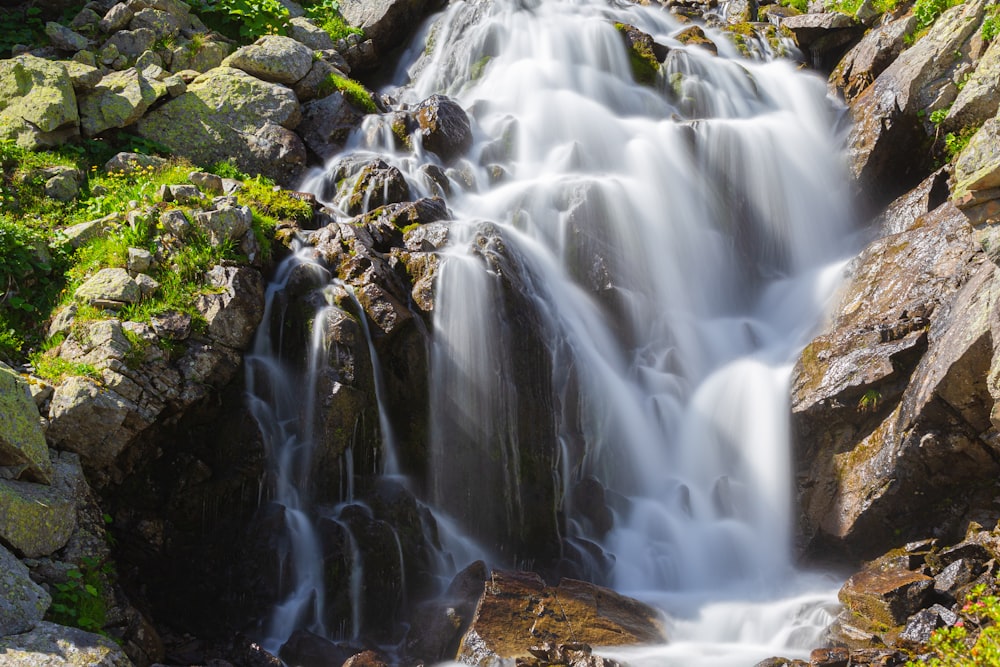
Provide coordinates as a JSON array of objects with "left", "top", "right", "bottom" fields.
[
  {"left": 0, "top": 55, "right": 79, "bottom": 148},
  {"left": 0, "top": 362, "right": 53, "bottom": 484},
  {"left": 614, "top": 22, "right": 666, "bottom": 86}
]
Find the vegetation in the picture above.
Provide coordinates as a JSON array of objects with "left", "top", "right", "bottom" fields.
[
  {"left": 187, "top": 0, "right": 360, "bottom": 41},
  {"left": 927, "top": 106, "right": 980, "bottom": 164},
  {"left": 907, "top": 583, "right": 1000, "bottom": 666},
  {"left": 305, "top": 0, "right": 363, "bottom": 41},
  {"left": 318, "top": 73, "right": 379, "bottom": 113},
  {"left": 46, "top": 556, "right": 114, "bottom": 634},
  {"left": 825, "top": 0, "right": 898, "bottom": 15},
  {"left": 983, "top": 3, "right": 1000, "bottom": 42}
]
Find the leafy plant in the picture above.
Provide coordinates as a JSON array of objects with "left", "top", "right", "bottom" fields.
[
  {"left": 857, "top": 388, "right": 882, "bottom": 412},
  {"left": 47, "top": 556, "right": 113, "bottom": 634},
  {"left": 188, "top": 0, "right": 289, "bottom": 40},
  {"left": 983, "top": 3, "right": 1000, "bottom": 42},
  {"left": 914, "top": 0, "right": 960, "bottom": 31},
  {"left": 304, "top": 0, "right": 363, "bottom": 41},
  {"left": 30, "top": 353, "right": 103, "bottom": 383},
  {"left": 907, "top": 583, "right": 1000, "bottom": 666}
]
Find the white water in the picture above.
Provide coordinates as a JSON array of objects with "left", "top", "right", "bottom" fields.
[{"left": 290, "top": 0, "right": 860, "bottom": 662}]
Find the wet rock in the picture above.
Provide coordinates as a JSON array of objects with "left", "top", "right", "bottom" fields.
[
  {"left": 0, "top": 543, "right": 50, "bottom": 635},
  {"left": 675, "top": 25, "right": 717, "bottom": 54},
  {"left": 346, "top": 159, "right": 410, "bottom": 215},
  {"left": 299, "top": 91, "right": 367, "bottom": 160},
  {"left": 615, "top": 22, "right": 667, "bottom": 83},
  {"left": 519, "top": 642, "right": 623, "bottom": 667},
  {"left": 830, "top": 12, "right": 916, "bottom": 102},
  {"left": 339, "top": 0, "right": 440, "bottom": 57},
  {"left": 839, "top": 564, "right": 933, "bottom": 628},
  {"left": 342, "top": 650, "right": 390, "bottom": 667},
  {"left": 409, "top": 94, "right": 474, "bottom": 163},
  {"left": 279, "top": 631, "right": 355, "bottom": 667},
  {"left": 0, "top": 621, "right": 132, "bottom": 666},
  {"left": 456, "top": 570, "right": 666, "bottom": 666},
  {"left": 0, "top": 362, "right": 53, "bottom": 484},
  {"left": 876, "top": 168, "right": 950, "bottom": 236},
  {"left": 781, "top": 12, "right": 861, "bottom": 69},
  {"left": 0, "top": 55, "right": 79, "bottom": 149},
  {"left": 222, "top": 35, "right": 314, "bottom": 85},
  {"left": 809, "top": 647, "right": 850, "bottom": 667}
]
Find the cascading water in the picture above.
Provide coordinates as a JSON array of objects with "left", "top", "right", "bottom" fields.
[{"left": 254, "top": 0, "right": 865, "bottom": 662}]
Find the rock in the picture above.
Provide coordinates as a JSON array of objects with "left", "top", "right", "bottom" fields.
[
  {"left": 101, "top": 3, "right": 135, "bottom": 33},
  {"left": 455, "top": 571, "right": 666, "bottom": 666},
  {"left": 78, "top": 67, "right": 166, "bottom": 137},
  {"left": 188, "top": 171, "right": 224, "bottom": 194},
  {"left": 194, "top": 203, "right": 253, "bottom": 246},
  {"left": 0, "top": 544, "right": 50, "bottom": 636},
  {"left": 292, "top": 58, "right": 339, "bottom": 102},
  {"left": 129, "top": 7, "right": 184, "bottom": 39},
  {"left": 897, "top": 604, "right": 958, "bottom": 649},
  {"left": 170, "top": 37, "right": 232, "bottom": 72},
  {"left": 150, "top": 311, "right": 191, "bottom": 340},
  {"left": 287, "top": 16, "right": 335, "bottom": 50},
  {"left": 840, "top": 564, "right": 934, "bottom": 629},
  {"left": 46, "top": 22, "right": 91, "bottom": 52},
  {"left": 127, "top": 247, "right": 153, "bottom": 273},
  {"left": 0, "top": 621, "right": 132, "bottom": 666},
  {"left": 346, "top": 159, "right": 410, "bottom": 215},
  {"left": 222, "top": 35, "right": 314, "bottom": 85},
  {"left": 846, "top": 0, "right": 987, "bottom": 206},
  {"left": 792, "top": 202, "right": 985, "bottom": 558},
  {"left": 342, "top": 650, "right": 390, "bottom": 667},
  {"left": 952, "top": 117, "right": 1000, "bottom": 199},
  {"left": 100, "top": 27, "right": 157, "bottom": 60},
  {"left": 159, "top": 208, "right": 190, "bottom": 237},
  {"left": 299, "top": 91, "right": 366, "bottom": 159},
  {"left": 674, "top": 25, "right": 717, "bottom": 54},
  {"left": 339, "top": 0, "right": 439, "bottom": 56},
  {"left": 104, "top": 151, "right": 167, "bottom": 174},
  {"left": 135, "top": 67, "right": 302, "bottom": 184},
  {"left": 161, "top": 183, "right": 202, "bottom": 203},
  {"left": 943, "top": 35, "right": 1000, "bottom": 130},
  {"left": 830, "top": 12, "right": 916, "bottom": 102},
  {"left": 0, "top": 476, "right": 76, "bottom": 557},
  {"left": 46, "top": 375, "right": 137, "bottom": 470},
  {"left": 243, "top": 121, "right": 308, "bottom": 186},
  {"left": 0, "top": 363, "right": 53, "bottom": 484},
  {"left": 0, "top": 55, "right": 79, "bottom": 148},
  {"left": 75, "top": 267, "right": 141, "bottom": 306},
  {"left": 194, "top": 265, "right": 265, "bottom": 349},
  {"left": 616, "top": 22, "right": 667, "bottom": 84},
  {"left": 62, "top": 213, "right": 116, "bottom": 249},
  {"left": 876, "top": 168, "right": 950, "bottom": 236},
  {"left": 63, "top": 60, "right": 103, "bottom": 91},
  {"left": 44, "top": 167, "right": 82, "bottom": 201},
  {"left": 278, "top": 630, "right": 356, "bottom": 667},
  {"left": 134, "top": 273, "right": 159, "bottom": 296},
  {"left": 410, "top": 94, "right": 473, "bottom": 163}
]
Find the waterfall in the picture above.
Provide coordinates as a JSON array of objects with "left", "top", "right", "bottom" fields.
[{"left": 254, "top": 0, "right": 862, "bottom": 662}]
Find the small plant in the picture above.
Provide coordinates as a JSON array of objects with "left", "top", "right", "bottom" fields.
[
  {"left": 318, "top": 73, "right": 378, "bottom": 113},
  {"left": 781, "top": 0, "right": 808, "bottom": 12},
  {"left": 304, "top": 0, "right": 363, "bottom": 41},
  {"left": 207, "top": 160, "right": 249, "bottom": 180},
  {"left": 31, "top": 352, "right": 103, "bottom": 384},
  {"left": 908, "top": 583, "right": 1000, "bottom": 666},
  {"left": 47, "top": 556, "right": 113, "bottom": 634},
  {"left": 983, "top": 3, "right": 1000, "bottom": 42},
  {"left": 188, "top": 0, "right": 289, "bottom": 39},
  {"left": 913, "top": 0, "right": 960, "bottom": 32},
  {"left": 857, "top": 388, "right": 882, "bottom": 412}
]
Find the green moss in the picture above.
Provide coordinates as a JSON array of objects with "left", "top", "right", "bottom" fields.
[
  {"left": 318, "top": 73, "right": 378, "bottom": 113},
  {"left": 30, "top": 353, "right": 102, "bottom": 383},
  {"left": 614, "top": 22, "right": 660, "bottom": 86}
]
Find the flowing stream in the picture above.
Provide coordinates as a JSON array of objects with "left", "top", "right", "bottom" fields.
[{"left": 251, "top": 0, "right": 864, "bottom": 663}]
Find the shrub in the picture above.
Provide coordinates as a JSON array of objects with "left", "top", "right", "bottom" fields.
[{"left": 907, "top": 583, "right": 1000, "bottom": 666}]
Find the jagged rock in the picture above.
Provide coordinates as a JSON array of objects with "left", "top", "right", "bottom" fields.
[
  {"left": 409, "top": 94, "right": 473, "bottom": 163},
  {"left": 194, "top": 203, "right": 253, "bottom": 245},
  {"left": 135, "top": 67, "right": 302, "bottom": 184},
  {"left": 75, "top": 267, "right": 141, "bottom": 306},
  {"left": 0, "top": 363, "right": 53, "bottom": 484},
  {"left": 456, "top": 571, "right": 666, "bottom": 667},
  {"left": 943, "top": 35, "right": 1000, "bottom": 131},
  {"left": 877, "top": 168, "right": 950, "bottom": 236},
  {"left": 159, "top": 208, "right": 190, "bottom": 236},
  {"left": 0, "top": 477, "right": 76, "bottom": 558},
  {"left": 0, "top": 621, "right": 133, "bottom": 666},
  {"left": 63, "top": 60, "right": 103, "bottom": 91},
  {"left": 46, "top": 375, "right": 138, "bottom": 471},
  {"left": 129, "top": 7, "right": 183, "bottom": 39},
  {"left": 222, "top": 35, "right": 314, "bottom": 85},
  {"left": 339, "top": 0, "right": 439, "bottom": 56},
  {"left": 194, "top": 265, "right": 265, "bottom": 349},
  {"left": 169, "top": 37, "right": 232, "bottom": 72},
  {"left": 100, "top": 27, "right": 157, "bottom": 60},
  {"left": 952, "top": 117, "right": 1000, "bottom": 200},
  {"left": 101, "top": 3, "right": 135, "bottom": 33},
  {"left": 346, "top": 159, "right": 410, "bottom": 215},
  {"left": 839, "top": 564, "right": 934, "bottom": 628},
  {"left": 299, "top": 91, "right": 366, "bottom": 159},
  {"left": 792, "top": 202, "right": 986, "bottom": 558},
  {"left": 830, "top": 12, "right": 916, "bottom": 102},
  {"left": 0, "top": 544, "right": 50, "bottom": 636},
  {"left": 46, "top": 22, "right": 91, "bottom": 52},
  {"left": 78, "top": 67, "right": 166, "bottom": 136},
  {"left": 846, "top": 0, "right": 987, "bottom": 206},
  {"left": 898, "top": 604, "right": 958, "bottom": 649},
  {"left": 287, "top": 16, "right": 335, "bottom": 50},
  {"left": 0, "top": 55, "right": 79, "bottom": 148},
  {"left": 242, "top": 121, "right": 308, "bottom": 186}
]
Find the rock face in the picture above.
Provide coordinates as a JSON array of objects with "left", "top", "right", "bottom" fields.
[
  {"left": 0, "top": 55, "right": 79, "bottom": 148},
  {"left": 0, "top": 544, "right": 51, "bottom": 636},
  {"left": 952, "top": 116, "right": 1000, "bottom": 199},
  {"left": 0, "top": 477, "right": 77, "bottom": 557},
  {"left": 456, "top": 570, "right": 666, "bottom": 666},
  {"left": 0, "top": 362, "right": 53, "bottom": 484},
  {"left": 340, "top": 0, "right": 440, "bottom": 56}
]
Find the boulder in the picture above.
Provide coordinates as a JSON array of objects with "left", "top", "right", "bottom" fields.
[
  {"left": 61, "top": 213, "right": 116, "bottom": 249},
  {"left": 129, "top": 7, "right": 184, "bottom": 39},
  {"left": 952, "top": 116, "right": 1000, "bottom": 199},
  {"left": 194, "top": 265, "right": 265, "bottom": 349},
  {"left": 839, "top": 565, "right": 934, "bottom": 628},
  {"left": 0, "top": 476, "right": 76, "bottom": 558},
  {"left": 830, "top": 12, "right": 916, "bottom": 102},
  {"left": 298, "top": 91, "right": 366, "bottom": 159},
  {"left": 242, "top": 121, "right": 308, "bottom": 186},
  {"left": 135, "top": 67, "right": 302, "bottom": 184},
  {"left": 346, "top": 159, "right": 410, "bottom": 215},
  {"left": 0, "top": 544, "right": 51, "bottom": 636},
  {"left": 222, "top": 35, "right": 314, "bottom": 85},
  {"left": 792, "top": 202, "right": 987, "bottom": 558},
  {"left": 410, "top": 94, "right": 473, "bottom": 163},
  {"left": 169, "top": 37, "right": 232, "bottom": 72},
  {"left": 455, "top": 571, "right": 666, "bottom": 666},
  {"left": 943, "top": 35, "right": 1000, "bottom": 131},
  {"left": 193, "top": 202, "right": 253, "bottom": 245},
  {"left": 0, "top": 55, "right": 79, "bottom": 148},
  {"left": 46, "top": 375, "right": 138, "bottom": 471},
  {"left": 100, "top": 27, "right": 157, "bottom": 60},
  {"left": 0, "top": 621, "right": 132, "bottom": 667},
  {"left": 287, "top": 16, "right": 336, "bottom": 50},
  {"left": 63, "top": 60, "right": 104, "bottom": 91},
  {"left": 45, "top": 21, "right": 91, "bottom": 52},
  {"left": 74, "top": 267, "right": 141, "bottom": 306},
  {"left": 44, "top": 166, "right": 82, "bottom": 201},
  {"left": 101, "top": 3, "right": 135, "bottom": 33},
  {"left": 104, "top": 151, "right": 167, "bottom": 174},
  {"left": 78, "top": 67, "right": 166, "bottom": 136},
  {"left": 0, "top": 362, "right": 53, "bottom": 484},
  {"left": 339, "top": 0, "right": 440, "bottom": 56}
]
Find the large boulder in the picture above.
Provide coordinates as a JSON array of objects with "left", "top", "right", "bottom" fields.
[
  {"left": 781, "top": 11, "right": 862, "bottom": 70},
  {"left": 0, "top": 544, "right": 51, "bottom": 636},
  {"left": 792, "top": 201, "right": 989, "bottom": 559},
  {"left": 339, "top": 0, "right": 441, "bottom": 56},
  {"left": 135, "top": 67, "right": 303, "bottom": 184},
  {"left": 0, "top": 477, "right": 76, "bottom": 558},
  {"left": 194, "top": 265, "right": 265, "bottom": 349},
  {"left": 0, "top": 362, "right": 53, "bottom": 484},
  {"left": 952, "top": 116, "right": 1000, "bottom": 199},
  {"left": 169, "top": 36, "right": 232, "bottom": 72},
  {"left": 46, "top": 375, "right": 139, "bottom": 472},
  {"left": 74, "top": 267, "right": 141, "bottom": 307},
  {"left": 401, "top": 94, "right": 473, "bottom": 164},
  {"left": 830, "top": 11, "right": 916, "bottom": 103},
  {"left": 0, "top": 621, "right": 133, "bottom": 667},
  {"left": 77, "top": 67, "right": 167, "bottom": 137},
  {"left": 299, "top": 91, "right": 366, "bottom": 159},
  {"left": 0, "top": 55, "right": 79, "bottom": 148},
  {"left": 846, "top": 0, "right": 988, "bottom": 207},
  {"left": 455, "top": 570, "right": 666, "bottom": 666},
  {"left": 222, "top": 35, "right": 315, "bottom": 85}
]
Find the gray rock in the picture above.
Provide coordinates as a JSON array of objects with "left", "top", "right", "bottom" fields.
[
  {"left": 243, "top": 121, "right": 307, "bottom": 186},
  {"left": 194, "top": 265, "right": 265, "bottom": 349},
  {"left": 830, "top": 12, "right": 916, "bottom": 102},
  {"left": 44, "top": 168, "right": 81, "bottom": 202},
  {"left": 45, "top": 22, "right": 91, "bottom": 52},
  {"left": 101, "top": 3, "right": 135, "bottom": 32},
  {"left": 71, "top": 7, "right": 103, "bottom": 31},
  {"left": 221, "top": 35, "right": 314, "bottom": 85},
  {"left": 299, "top": 91, "right": 365, "bottom": 159},
  {"left": 287, "top": 16, "right": 335, "bottom": 50},
  {"left": 340, "top": 0, "right": 437, "bottom": 56},
  {"left": 61, "top": 214, "right": 115, "bottom": 248},
  {"left": 0, "top": 476, "right": 77, "bottom": 558},
  {"left": 0, "top": 55, "right": 79, "bottom": 149},
  {"left": 0, "top": 362, "right": 53, "bottom": 484},
  {"left": 188, "top": 171, "right": 224, "bottom": 194},
  {"left": 150, "top": 311, "right": 191, "bottom": 340},
  {"left": 78, "top": 67, "right": 166, "bottom": 137},
  {"left": 169, "top": 37, "right": 231, "bottom": 72},
  {"left": 127, "top": 247, "right": 152, "bottom": 273},
  {"left": 46, "top": 375, "right": 136, "bottom": 470},
  {"left": 129, "top": 7, "right": 183, "bottom": 38},
  {"left": 105, "top": 152, "right": 166, "bottom": 174},
  {"left": 0, "top": 544, "right": 50, "bottom": 636},
  {"left": 100, "top": 27, "right": 156, "bottom": 60},
  {"left": 410, "top": 94, "right": 473, "bottom": 163},
  {"left": 63, "top": 60, "right": 103, "bottom": 91},
  {"left": 293, "top": 57, "right": 339, "bottom": 102},
  {"left": 75, "top": 267, "right": 141, "bottom": 305},
  {"left": 158, "top": 208, "right": 190, "bottom": 237},
  {"left": 194, "top": 204, "right": 253, "bottom": 246},
  {"left": 0, "top": 621, "right": 132, "bottom": 666},
  {"left": 133, "top": 273, "right": 159, "bottom": 296},
  {"left": 953, "top": 116, "right": 1000, "bottom": 199}
]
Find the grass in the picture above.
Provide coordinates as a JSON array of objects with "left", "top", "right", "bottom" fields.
[{"left": 318, "top": 73, "right": 378, "bottom": 113}]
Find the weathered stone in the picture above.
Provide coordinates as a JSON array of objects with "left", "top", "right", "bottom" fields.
[
  {"left": 243, "top": 121, "right": 308, "bottom": 186},
  {"left": 839, "top": 565, "right": 934, "bottom": 628},
  {"left": 62, "top": 213, "right": 115, "bottom": 249},
  {"left": 953, "top": 117, "right": 1000, "bottom": 199},
  {"left": 0, "top": 55, "right": 79, "bottom": 148},
  {"left": 75, "top": 267, "right": 141, "bottom": 305},
  {"left": 135, "top": 67, "right": 302, "bottom": 184},
  {"left": 126, "top": 247, "right": 153, "bottom": 274},
  {"left": 169, "top": 37, "right": 232, "bottom": 72},
  {"left": 830, "top": 12, "right": 916, "bottom": 102},
  {"left": 346, "top": 159, "right": 410, "bottom": 215},
  {"left": 150, "top": 310, "right": 191, "bottom": 340},
  {"left": 0, "top": 543, "right": 50, "bottom": 636},
  {"left": 0, "top": 477, "right": 76, "bottom": 558},
  {"left": 222, "top": 35, "right": 314, "bottom": 85},
  {"left": 194, "top": 265, "right": 265, "bottom": 349},
  {"left": 194, "top": 203, "right": 252, "bottom": 245},
  {"left": 159, "top": 208, "right": 189, "bottom": 237},
  {"left": 46, "top": 375, "right": 137, "bottom": 469},
  {"left": 809, "top": 647, "right": 850, "bottom": 667},
  {"left": 165, "top": 183, "right": 202, "bottom": 203},
  {"left": 100, "top": 27, "right": 157, "bottom": 60},
  {"left": 134, "top": 272, "right": 159, "bottom": 296},
  {"left": 456, "top": 571, "right": 666, "bottom": 666},
  {"left": 63, "top": 60, "right": 103, "bottom": 91},
  {"left": 411, "top": 94, "right": 473, "bottom": 163},
  {"left": 943, "top": 35, "right": 1000, "bottom": 131},
  {"left": 299, "top": 91, "right": 365, "bottom": 159},
  {"left": 339, "top": 0, "right": 439, "bottom": 56},
  {"left": 0, "top": 621, "right": 132, "bottom": 666},
  {"left": 105, "top": 151, "right": 167, "bottom": 174},
  {"left": 188, "top": 170, "right": 224, "bottom": 194},
  {"left": 129, "top": 7, "right": 183, "bottom": 38},
  {"left": 78, "top": 67, "right": 165, "bottom": 136},
  {"left": 101, "top": 3, "right": 135, "bottom": 32},
  {"left": 0, "top": 363, "right": 52, "bottom": 485},
  {"left": 46, "top": 22, "right": 91, "bottom": 52},
  {"left": 292, "top": 58, "right": 339, "bottom": 102},
  {"left": 877, "top": 168, "right": 950, "bottom": 236},
  {"left": 897, "top": 604, "right": 958, "bottom": 649},
  {"left": 44, "top": 167, "right": 81, "bottom": 202},
  {"left": 287, "top": 16, "right": 335, "bottom": 50}
]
